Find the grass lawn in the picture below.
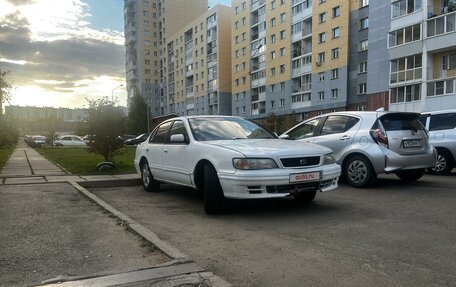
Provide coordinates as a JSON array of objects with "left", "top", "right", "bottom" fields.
[
  {"left": 36, "top": 147, "right": 137, "bottom": 175},
  {"left": 0, "top": 148, "right": 14, "bottom": 172}
]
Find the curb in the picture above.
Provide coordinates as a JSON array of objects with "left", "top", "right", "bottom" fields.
[{"left": 69, "top": 181, "right": 232, "bottom": 287}]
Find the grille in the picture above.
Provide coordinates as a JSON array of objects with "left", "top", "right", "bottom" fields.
[
  {"left": 280, "top": 156, "right": 320, "bottom": 168},
  {"left": 266, "top": 182, "right": 319, "bottom": 194}
]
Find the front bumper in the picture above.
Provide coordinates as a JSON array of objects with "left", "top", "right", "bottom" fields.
[{"left": 217, "top": 163, "right": 341, "bottom": 199}]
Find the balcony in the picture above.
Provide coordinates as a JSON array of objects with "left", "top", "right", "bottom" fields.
[
  {"left": 427, "top": 10, "right": 456, "bottom": 37},
  {"left": 251, "top": 77, "right": 266, "bottom": 88},
  {"left": 292, "top": 63, "right": 312, "bottom": 77},
  {"left": 427, "top": 67, "right": 456, "bottom": 80},
  {"left": 390, "top": 67, "right": 422, "bottom": 85},
  {"left": 292, "top": 83, "right": 311, "bottom": 94}
]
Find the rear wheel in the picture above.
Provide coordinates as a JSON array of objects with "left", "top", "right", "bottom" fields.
[
  {"left": 429, "top": 150, "right": 454, "bottom": 175},
  {"left": 396, "top": 168, "right": 425, "bottom": 182},
  {"left": 203, "top": 164, "right": 225, "bottom": 214},
  {"left": 294, "top": 190, "right": 317, "bottom": 203},
  {"left": 140, "top": 161, "right": 160, "bottom": 192},
  {"left": 344, "top": 155, "right": 377, "bottom": 188}
]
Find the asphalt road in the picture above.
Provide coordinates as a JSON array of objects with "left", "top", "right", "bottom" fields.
[{"left": 90, "top": 173, "right": 456, "bottom": 287}]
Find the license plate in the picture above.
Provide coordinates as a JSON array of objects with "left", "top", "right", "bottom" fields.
[
  {"left": 290, "top": 171, "right": 321, "bottom": 183},
  {"left": 403, "top": 139, "right": 423, "bottom": 148}
]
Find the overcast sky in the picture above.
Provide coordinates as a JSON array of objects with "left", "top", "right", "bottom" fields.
[{"left": 0, "top": 0, "right": 231, "bottom": 109}]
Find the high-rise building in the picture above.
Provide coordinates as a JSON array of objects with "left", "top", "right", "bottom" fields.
[
  {"left": 387, "top": 0, "right": 456, "bottom": 112},
  {"left": 162, "top": 5, "right": 232, "bottom": 116},
  {"left": 123, "top": 0, "right": 208, "bottom": 116}
]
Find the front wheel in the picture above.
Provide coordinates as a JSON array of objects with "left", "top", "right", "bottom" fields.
[
  {"left": 203, "top": 164, "right": 225, "bottom": 214},
  {"left": 140, "top": 161, "right": 160, "bottom": 192},
  {"left": 396, "top": 169, "right": 425, "bottom": 182},
  {"left": 344, "top": 155, "right": 377, "bottom": 188},
  {"left": 429, "top": 150, "right": 454, "bottom": 175}
]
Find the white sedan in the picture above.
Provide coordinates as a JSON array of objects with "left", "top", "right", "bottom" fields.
[
  {"left": 53, "top": 135, "right": 87, "bottom": 146},
  {"left": 134, "top": 116, "right": 341, "bottom": 214}
]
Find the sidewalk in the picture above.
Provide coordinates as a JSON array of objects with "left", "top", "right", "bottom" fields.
[{"left": 0, "top": 141, "right": 230, "bottom": 287}]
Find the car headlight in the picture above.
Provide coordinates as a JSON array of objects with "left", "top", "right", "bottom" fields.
[
  {"left": 233, "top": 158, "right": 278, "bottom": 170},
  {"left": 323, "top": 153, "right": 336, "bottom": 165}
]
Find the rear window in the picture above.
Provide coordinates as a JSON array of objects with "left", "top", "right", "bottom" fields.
[
  {"left": 429, "top": 113, "right": 456, "bottom": 131},
  {"left": 379, "top": 113, "right": 423, "bottom": 131}
]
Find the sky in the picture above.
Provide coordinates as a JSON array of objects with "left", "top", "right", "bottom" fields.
[{"left": 0, "top": 0, "right": 230, "bottom": 109}]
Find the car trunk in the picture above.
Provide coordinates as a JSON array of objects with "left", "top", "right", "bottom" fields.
[{"left": 378, "top": 113, "right": 429, "bottom": 155}]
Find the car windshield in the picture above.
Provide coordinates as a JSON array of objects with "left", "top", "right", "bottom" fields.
[
  {"left": 380, "top": 113, "right": 424, "bottom": 131},
  {"left": 188, "top": 117, "right": 276, "bottom": 141}
]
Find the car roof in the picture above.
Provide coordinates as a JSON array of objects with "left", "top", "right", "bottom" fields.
[{"left": 421, "top": 109, "right": 456, "bottom": 116}]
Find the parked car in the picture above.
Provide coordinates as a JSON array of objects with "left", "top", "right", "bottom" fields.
[
  {"left": 419, "top": 109, "right": 456, "bottom": 175},
  {"left": 134, "top": 116, "right": 341, "bottom": 214},
  {"left": 53, "top": 135, "right": 87, "bottom": 146},
  {"left": 25, "top": 135, "right": 46, "bottom": 147},
  {"left": 125, "top": 133, "right": 149, "bottom": 146},
  {"left": 280, "top": 111, "right": 437, "bottom": 188}
]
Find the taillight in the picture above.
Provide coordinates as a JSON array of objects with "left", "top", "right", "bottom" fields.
[{"left": 371, "top": 128, "right": 388, "bottom": 148}]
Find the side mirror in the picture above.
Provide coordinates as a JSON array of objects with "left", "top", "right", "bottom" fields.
[
  {"left": 279, "top": 134, "right": 290, "bottom": 140},
  {"left": 170, "top": 134, "right": 186, "bottom": 143}
]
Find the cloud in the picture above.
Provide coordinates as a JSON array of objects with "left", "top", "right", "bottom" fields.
[
  {"left": 6, "top": 0, "right": 36, "bottom": 5},
  {"left": 0, "top": 1, "right": 127, "bottom": 108}
]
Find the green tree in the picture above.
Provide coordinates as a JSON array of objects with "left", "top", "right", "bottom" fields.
[
  {"left": 85, "top": 97, "right": 125, "bottom": 162},
  {"left": 0, "top": 115, "right": 19, "bottom": 147},
  {"left": 0, "top": 70, "right": 12, "bottom": 123},
  {"left": 126, "top": 93, "right": 148, "bottom": 134}
]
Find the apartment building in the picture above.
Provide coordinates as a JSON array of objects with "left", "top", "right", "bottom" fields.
[
  {"left": 230, "top": 0, "right": 390, "bottom": 122},
  {"left": 162, "top": 5, "right": 232, "bottom": 116},
  {"left": 123, "top": 0, "right": 208, "bottom": 117},
  {"left": 388, "top": 0, "right": 456, "bottom": 112}
]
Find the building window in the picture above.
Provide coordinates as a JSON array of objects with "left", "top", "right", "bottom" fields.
[
  {"left": 280, "top": 30, "right": 286, "bottom": 39},
  {"left": 333, "top": 5, "right": 340, "bottom": 17},
  {"left": 318, "top": 32, "right": 326, "bottom": 43},
  {"left": 390, "top": 84, "right": 421, "bottom": 102},
  {"left": 242, "top": 17, "right": 246, "bottom": 25},
  {"left": 271, "top": 0, "right": 276, "bottom": 10},
  {"left": 319, "top": 72, "right": 325, "bottom": 81},
  {"left": 318, "top": 91, "right": 325, "bottom": 100},
  {"left": 331, "top": 68, "right": 339, "bottom": 79},
  {"left": 235, "top": 36, "right": 239, "bottom": 44},
  {"left": 280, "top": 47, "right": 286, "bottom": 56},
  {"left": 235, "top": 6, "right": 239, "bottom": 14},
  {"left": 271, "top": 67, "right": 276, "bottom": 76},
  {"left": 143, "top": 10, "right": 149, "bottom": 16},
  {"left": 242, "top": 1, "right": 246, "bottom": 10},
  {"left": 331, "top": 89, "right": 339, "bottom": 98},
  {"left": 360, "top": 18, "right": 369, "bottom": 30},
  {"left": 358, "top": 62, "right": 368, "bottom": 74},
  {"left": 391, "top": 0, "right": 422, "bottom": 18},
  {"left": 388, "top": 24, "right": 421, "bottom": 47},
  {"left": 360, "top": 0, "right": 369, "bottom": 8},
  {"left": 242, "top": 32, "right": 246, "bottom": 41},
  {"left": 271, "top": 51, "right": 276, "bottom": 59},
  {"left": 280, "top": 12, "right": 286, "bottom": 22},
  {"left": 271, "top": 17, "right": 276, "bottom": 27},
  {"left": 358, "top": 83, "right": 367, "bottom": 94},
  {"left": 280, "top": 99, "right": 285, "bottom": 107},
  {"left": 317, "top": 52, "right": 325, "bottom": 64},
  {"left": 280, "top": 82, "right": 285, "bottom": 90},
  {"left": 332, "top": 27, "right": 340, "bottom": 38},
  {"left": 319, "top": 12, "right": 327, "bottom": 23},
  {"left": 331, "top": 47, "right": 340, "bottom": 59},
  {"left": 280, "top": 64, "right": 286, "bottom": 74},
  {"left": 359, "top": 39, "right": 368, "bottom": 51},
  {"left": 390, "top": 55, "right": 422, "bottom": 84},
  {"left": 271, "top": 34, "right": 276, "bottom": 43},
  {"left": 271, "top": 100, "right": 275, "bottom": 108}
]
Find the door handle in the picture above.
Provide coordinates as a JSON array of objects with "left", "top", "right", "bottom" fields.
[
  {"left": 339, "top": 135, "right": 351, "bottom": 141},
  {"left": 146, "top": 149, "right": 149, "bottom": 152},
  {"left": 163, "top": 149, "right": 168, "bottom": 153}
]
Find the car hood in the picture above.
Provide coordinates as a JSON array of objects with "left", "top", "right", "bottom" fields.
[{"left": 207, "top": 139, "right": 332, "bottom": 157}]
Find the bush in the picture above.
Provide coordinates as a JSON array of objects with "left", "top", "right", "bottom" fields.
[{"left": 0, "top": 116, "right": 19, "bottom": 147}]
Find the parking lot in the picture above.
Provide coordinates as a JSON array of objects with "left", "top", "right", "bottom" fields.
[{"left": 90, "top": 173, "right": 456, "bottom": 287}]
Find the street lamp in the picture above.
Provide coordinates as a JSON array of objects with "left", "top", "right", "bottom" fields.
[{"left": 111, "top": 84, "right": 123, "bottom": 104}]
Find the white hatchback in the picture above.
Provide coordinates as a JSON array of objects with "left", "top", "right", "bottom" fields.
[{"left": 134, "top": 116, "right": 341, "bottom": 214}]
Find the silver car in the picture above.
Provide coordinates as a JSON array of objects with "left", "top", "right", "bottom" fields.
[
  {"left": 280, "top": 111, "right": 437, "bottom": 187},
  {"left": 420, "top": 109, "right": 456, "bottom": 175}
]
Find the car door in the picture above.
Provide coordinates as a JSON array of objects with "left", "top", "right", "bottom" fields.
[
  {"left": 312, "top": 115, "right": 360, "bottom": 162},
  {"left": 161, "top": 120, "right": 192, "bottom": 186},
  {"left": 146, "top": 121, "right": 172, "bottom": 180}
]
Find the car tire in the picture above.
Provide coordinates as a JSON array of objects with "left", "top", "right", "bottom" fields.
[
  {"left": 203, "top": 164, "right": 225, "bottom": 214},
  {"left": 396, "top": 168, "right": 425, "bottom": 182},
  {"left": 344, "top": 155, "right": 377, "bottom": 188},
  {"left": 140, "top": 161, "right": 160, "bottom": 192},
  {"left": 429, "top": 150, "right": 454, "bottom": 175},
  {"left": 294, "top": 190, "right": 317, "bottom": 203}
]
